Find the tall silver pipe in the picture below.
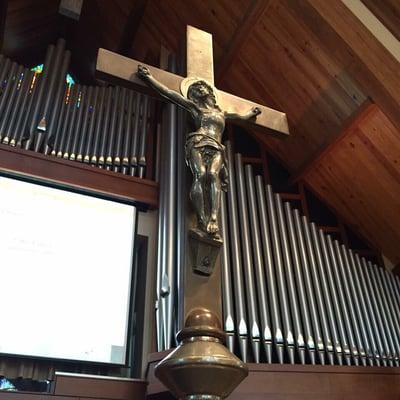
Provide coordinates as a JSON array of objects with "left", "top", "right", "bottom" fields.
[
  {"left": 378, "top": 267, "right": 400, "bottom": 366},
  {"left": 255, "top": 177, "right": 284, "bottom": 363},
  {"left": 220, "top": 192, "right": 235, "bottom": 353},
  {"left": 77, "top": 86, "right": 94, "bottom": 161},
  {"left": 226, "top": 142, "right": 248, "bottom": 362},
  {"left": 245, "top": 165, "right": 273, "bottom": 363},
  {"left": 62, "top": 84, "right": 81, "bottom": 159},
  {"left": 327, "top": 236, "right": 359, "bottom": 365},
  {"left": 155, "top": 106, "right": 168, "bottom": 351},
  {"left": 1, "top": 66, "right": 25, "bottom": 142},
  {"left": 387, "top": 271, "right": 400, "bottom": 323},
  {"left": 57, "top": 85, "right": 78, "bottom": 157},
  {"left": 319, "top": 231, "right": 351, "bottom": 365},
  {"left": 337, "top": 243, "right": 369, "bottom": 366},
  {"left": 161, "top": 99, "right": 177, "bottom": 350},
  {"left": 348, "top": 250, "right": 380, "bottom": 366},
  {"left": 396, "top": 276, "right": 400, "bottom": 296},
  {"left": 98, "top": 86, "right": 113, "bottom": 167},
  {"left": 275, "top": 197, "right": 303, "bottom": 365},
  {"left": 369, "top": 263, "right": 400, "bottom": 365},
  {"left": 175, "top": 104, "right": 187, "bottom": 338},
  {"left": 25, "top": 45, "right": 55, "bottom": 150},
  {"left": 49, "top": 83, "right": 68, "bottom": 155},
  {"left": 302, "top": 218, "right": 334, "bottom": 365},
  {"left": 266, "top": 184, "right": 293, "bottom": 364},
  {"left": 84, "top": 86, "right": 100, "bottom": 163},
  {"left": 35, "top": 39, "right": 66, "bottom": 152},
  {"left": 235, "top": 155, "right": 261, "bottom": 363},
  {"left": 130, "top": 92, "right": 142, "bottom": 175},
  {"left": 285, "top": 204, "right": 314, "bottom": 365},
  {"left": 113, "top": 87, "right": 127, "bottom": 170},
  {"left": 0, "top": 62, "right": 19, "bottom": 141},
  {"left": 105, "top": 86, "right": 120, "bottom": 168},
  {"left": 138, "top": 96, "right": 150, "bottom": 178},
  {"left": 44, "top": 50, "right": 71, "bottom": 154},
  {"left": 0, "top": 62, "right": 18, "bottom": 133},
  {"left": 360, "top": 257, "right": 392, "bottom": 366},
  {"left": 69, "top": 86, "right": 87, "bottom": 160},
  {"left": 122, "top": 91, "right": 134, "bottom": 174},
  {"left": 310, "top": 223, "right": 343, "bottom": 365},
  {"left": 6, "top": 70, "right": 34, "bottom": 146},
  {"left": 293, "top": 210, "right": 324, "bottom": 365}
]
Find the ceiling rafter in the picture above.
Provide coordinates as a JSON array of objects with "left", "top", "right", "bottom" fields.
[
  {"left": 215, "top": 0, "right": 272, "bottom": 85},
  {"left": 118, "top": 0, "right": 148, "bottom": 57},
  {"left": 289, "top": 99, "right": 375, "bottom": 185}
]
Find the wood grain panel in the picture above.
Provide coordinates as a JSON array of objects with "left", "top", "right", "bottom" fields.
[
  {"left": 306, "top": 107, "right": 400, "bottom": 264},
  {"left": 130, "top": 0, "right": 252, "bottom": 63},
  {"left": 361, "top": 0, "right": 400, "bottom": 42},
  {"left": 225, "top": 0, "right": 366, "bottom": 171}
]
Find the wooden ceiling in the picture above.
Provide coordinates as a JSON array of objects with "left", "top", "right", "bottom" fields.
[{"left": 1, "top": 0, "right": 400, "bottom": 264}]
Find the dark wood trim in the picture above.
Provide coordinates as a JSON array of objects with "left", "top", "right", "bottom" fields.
[
  {"left": 118, "top": 0, "right": 148, "bottom": 57},
  {"left": 290, "top": 100, "right": 376, "bottom": 185},
  {"left": 0, "top": 144, "right": 158, "bottom": 209},
  {"left": 0, "top": 373, "right": 147, "bottom": 400},
  {"left": 215, "top": 0, "right": 272, "bottom": 84},
  {"left": 146, "top": 351, "right": 400, "bottom": 399}
]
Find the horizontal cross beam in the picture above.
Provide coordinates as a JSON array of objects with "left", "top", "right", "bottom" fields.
[{"left": 96, "top": 48, "right": 290, "bottom": 138}]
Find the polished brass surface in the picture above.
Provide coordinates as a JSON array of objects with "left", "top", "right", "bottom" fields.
[
  {"left": 155, "top": 308, "right": 248, "bottom": 400},
  {"left": 186, "top": 26, "right": 214, "bottom": 85},
  {"left": 138, "top": 64, "right": 260, "bottom": 240}
]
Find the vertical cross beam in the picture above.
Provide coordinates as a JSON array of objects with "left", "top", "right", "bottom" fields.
[{"left": 186, "top": 26, "right": 214, "bottom": 84}]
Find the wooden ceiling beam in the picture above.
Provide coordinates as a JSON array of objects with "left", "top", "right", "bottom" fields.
[
  {"left": 215, "top": 0, "right": 272, "bottom": 85},
  {"left": 118, "top": 0, "right": 148, "bottom": 57},
  {"left": 289, "top": 99, "right": 376, "bottom": 185}
]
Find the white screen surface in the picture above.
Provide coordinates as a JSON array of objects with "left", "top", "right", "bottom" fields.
[{"left": 0, "top": 176, "right": 136, "bottom": 364}]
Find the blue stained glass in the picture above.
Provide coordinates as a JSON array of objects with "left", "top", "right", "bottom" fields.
[{"left": 31, "top": 64, "right": 75, "bottom": 86}]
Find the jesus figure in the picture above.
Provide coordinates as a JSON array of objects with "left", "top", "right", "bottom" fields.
[{"left": 137, "top": 65, "right": 261, "bottom": 240}]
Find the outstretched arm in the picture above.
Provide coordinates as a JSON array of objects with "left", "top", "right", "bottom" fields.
[
  {"left": 137, "top": 65, "right": 195, "bottom": 112},
  {"left": 225, "top": 106, "right": 261, "bottom": 121}
]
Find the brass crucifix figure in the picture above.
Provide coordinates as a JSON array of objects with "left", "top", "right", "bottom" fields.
[
  {"left": 137, "top": 64, "right": 260, "bottom": 240},
  {"left": 96, "top": 25, "right": 290, "bottom": 400},
  {"left": 97, "top": 26, "right": 289, "bottom": 243}
]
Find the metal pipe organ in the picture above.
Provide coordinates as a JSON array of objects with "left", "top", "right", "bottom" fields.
[
  {"left": 220, "top": 141, "right": 400, "bottom": 366},
  {"left": 4, "top": 40, "right": 398, "bottom": 370},
  {"left": 0, "top": 40, "right": 156, "bottom": 179}
]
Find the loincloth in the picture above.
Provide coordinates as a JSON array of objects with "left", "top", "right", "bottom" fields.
[{"left": 185, "top": 133, "right": 228, "bottom": 191}]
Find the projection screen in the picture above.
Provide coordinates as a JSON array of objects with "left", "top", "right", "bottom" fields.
[{"left": 0, "top": 176, "right": 136, "bottom": 365}]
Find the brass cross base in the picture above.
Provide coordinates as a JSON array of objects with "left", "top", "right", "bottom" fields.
[
  {"left": 154, "top": 308, "right": 248, "bottom": 400},
  {"left": 189, "top": 229, "right": 222, "bottom": 276}
]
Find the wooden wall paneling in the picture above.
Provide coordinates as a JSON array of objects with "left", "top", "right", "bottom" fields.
[
  {"left": 361, "top": 0, "right": 400, "bottom": 42},
  {"left": 3, "top": 0, "right": 64, "bottom": 66},
  {"left": 215, "top": 0, "right": 272, "bottom": 84},
  {"left": 117, "top": 0, "right": 148, "bottom": 56},
  {"left": 305, "top": 118, "right": 400, "bottom": 264},
  {"left": 290, "top": 100, "right": 375, "bottom": 184},
  {"left": 307, "top": 0, "right": 400, "bottom": 131},
  {"left": 130, "top": 0, "right": 251, "bottom": 63}
]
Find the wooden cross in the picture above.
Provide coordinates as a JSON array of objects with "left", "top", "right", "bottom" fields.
[{"left": 96, "top": 25, "right": 289, "bottom": 138}]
